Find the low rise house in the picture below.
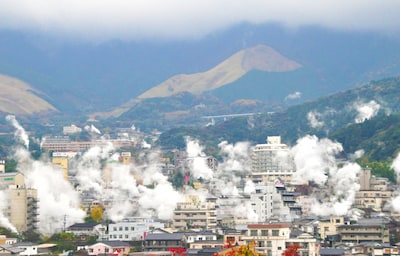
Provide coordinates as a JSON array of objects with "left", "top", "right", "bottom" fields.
[
  {"left": 87, "top": 241, "right": 130, "bottom": 256},
  {"left": 144, "top": 233, "right": 187, "bottom": 252},
  {"left": 67, "top": 223, "right": 106, "bottom": 237}
]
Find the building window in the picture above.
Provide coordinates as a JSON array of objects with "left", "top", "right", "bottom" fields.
[
  {"left": 250, "top": 230, "right": 257, "bottom": 236},
  {"left": 271, "top": 230, "right": 279, "bottom": 236},
  {"left": 261, "top": 230, "right": 268, "bottom": 236}
]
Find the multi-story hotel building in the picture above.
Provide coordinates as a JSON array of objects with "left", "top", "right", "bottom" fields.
[{"left": 250, "top": 136, "right": 295, "bottom": 183}]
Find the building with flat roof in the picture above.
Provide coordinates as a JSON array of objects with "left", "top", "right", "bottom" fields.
[
  {"left": 250, "top": 136, "right": 295, "bottom": 183},
  {"left": 173, "top": 196, "right": 217, "bottom": 231}
]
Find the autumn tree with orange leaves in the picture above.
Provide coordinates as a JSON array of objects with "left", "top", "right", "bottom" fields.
[
  {"left": 214, "top": 241, "right": 259, "bottom": 256},
  {"left": 282, "top": 244, "right": 300, "bottom": 256}
]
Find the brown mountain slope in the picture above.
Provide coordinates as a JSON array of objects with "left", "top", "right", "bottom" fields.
[
  {"left": 0, "top": 74, "right": 57, "bottom": 115},
  {"left": 138, "top": 44, "right": 301, "bottom": 99}
]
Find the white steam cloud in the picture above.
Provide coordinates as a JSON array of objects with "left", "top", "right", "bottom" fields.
[
  {"left": 390, "top": 153, "right": 400, "bottom": 212},
  {"left": 285, "top": 91, "right": 302, "bottom": 101},
  {"left": 0, "top": 191, "right": 18, "bottom": 233},
  {"left": 186, "top": 137, "right": 214, "bottom": 180},
  {"left": 354, "top": 100, "right": 380, "bottom": 123},
  {"left": 6, "top": 115, "right": 29, "bottom": 149},
  {"left": 307, "top": 111, "right": 324, "bottom": 129},
  {"left": 291, "top": 135, "right": 361, "bottom": 216},
  {"left": 0, "top": 1, "right": 399, "bottom": 42}
]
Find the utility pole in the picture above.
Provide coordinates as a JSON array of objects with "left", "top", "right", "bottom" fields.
[{"left": 63, "top": 214, "right": 67, "bottom": 232}]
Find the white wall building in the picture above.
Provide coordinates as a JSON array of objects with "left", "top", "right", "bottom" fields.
[
  {"left": 108, "top": 217, "right": 165, "bottom": 241},
  {"left": 249, "top": 182, "right": 291, "bottom": 222},
  {"left": 250, "top": 136, "right": 295, "bottom": 183}
]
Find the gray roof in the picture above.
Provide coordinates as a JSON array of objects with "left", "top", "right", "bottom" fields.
[
  {"left": 97, "top": 241, "right": 130, "bottom": 247},
  {"left": 320, "top": 248, "right": 346, "bottom": 256},
  {"left": 145, "top": 233, "right": 186, "bottom": 241}
]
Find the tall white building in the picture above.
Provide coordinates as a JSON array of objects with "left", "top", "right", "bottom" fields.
[
  {"left": 250, "top": 136, "right": 295, "bottom": 183},
  {"left": 249, "top": 182, "right": 292, "bottom": 222}
]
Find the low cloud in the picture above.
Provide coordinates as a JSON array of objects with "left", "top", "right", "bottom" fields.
[{"left": 0, "top": 0, "right": 399, "bottom": 42}]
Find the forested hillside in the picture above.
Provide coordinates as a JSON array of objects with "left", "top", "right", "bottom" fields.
[{"left": 157, "top": 76, "right": 400, "bottom": 164}]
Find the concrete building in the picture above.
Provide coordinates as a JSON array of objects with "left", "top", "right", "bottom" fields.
[
  {"left": 318, "top": 216, "right": 345, "bottom": 241},
  {"left": 173, "top": 196, "right": 217, "bottom": 231},
  {"left": 241, "top": 223, "right": 291, "bottom": 256},
  {"left": 250, "top": 136, "right": 295, "bottom": 183},
  {"left": 355, "top": 168, "right": 393, "bottom": 211},
  {"left": 4, "top": 187, "right": 39, "bottom": 233},
  {"left": 286, "top": 232, "right": 320, "bottom": 256},
  {"left": 0, "top": 172, "right": 25, "bottom": 188},
  {"left": 337, "top": 218, "right": 390, "bottom": 244},
  {"left": 249, "top": 182, "right": 290, "bottom": 222},
  {"left": 52, "top": 152, "right": 70, "bottom": 180},
  {"left": 0, "top": 172, "right": 39, "bottom": 234},
  {"left": 108, "top": 217, "right": 164, "bottom": 241}
]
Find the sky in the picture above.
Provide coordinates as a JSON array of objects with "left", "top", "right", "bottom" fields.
[{"left": 0, "top": 0, "right": 399, "bottom": 42}]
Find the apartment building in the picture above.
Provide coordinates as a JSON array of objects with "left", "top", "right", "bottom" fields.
[
  {"left": 249, "top": 182, "right": 291, "bottom": 222},
  {"left": 337, "top": 218, "right": 390, "bottom": 244},
  {"left": 241, "top": 223, "right": 291, "bottom": 256},
  {"left": 318, "top": 216, "right": 345, "bottom": 241},
  {"left": 3, "top": 186, "right": 39, "bottom": 233},
  {"left": 172, "top": 196, "right": 217, "bottom": 231},
  {"left": 355, "top": 168, "right": 393, "bottom": 211},
  {"left": 0, "top": 172, "right": 39, "bottom": 233},
  {"left": 250, "top": 136, "right": 295, "bottom": 183}
]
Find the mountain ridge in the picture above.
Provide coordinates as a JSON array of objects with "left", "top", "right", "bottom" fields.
[
  {"left": 0, "top": 74, "right": 57, "bottom": 115},
  {"left": 138, "top": 44, "right": 301, "bottom": 99}
]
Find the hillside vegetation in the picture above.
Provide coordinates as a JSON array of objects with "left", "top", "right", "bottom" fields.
[{"left": 157, "top": 76, "right": 400, "bottom": 163}]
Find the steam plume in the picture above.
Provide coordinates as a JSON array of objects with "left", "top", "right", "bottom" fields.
[
  {"left": 6, "top": 115, "right": 29, "bottom": 149},
  {"left": 354, "top": 100, "right": 380, "bottom": 123}
]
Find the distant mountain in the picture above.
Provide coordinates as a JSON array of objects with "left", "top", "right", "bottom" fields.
[
  {"left": 138, "top": 45, "right": 301, "bottom": 99},
  {"left": 0, "top": 74, "right": 57, "bottom": 115},
  {"left": 0, "top": 24, "right": 399, "bottom": 115}
]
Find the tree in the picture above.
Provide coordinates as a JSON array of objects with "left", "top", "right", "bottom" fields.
[
  {"left": 90, "top": 205, "right": 103, "bottom": 222},
  {"left": 282, "top": 244, "right": 300, "bottom": 256},
  {"left": 214, "top": 241, "right": 258, "bottom": 256}
]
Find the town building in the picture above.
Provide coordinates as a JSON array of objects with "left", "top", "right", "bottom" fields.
[
  {"left": 250, "top": 136, "right": 295, "bottom": 183},
  {"left": 241, "top": 223, "right": 291, "bottom": 256},
  {"left": 337, "top": 218, "right": 390, "bottom": 244},
  {"left": 5, "top": 187, "right": 39, "bottom": 234},
  {"left": 173, "top": 196, "right": 217, "bottom": 231},
  {"left": 0, "top": 172, "right": 39, "bottom": 234},
  {"left": 86, "top": 241, "right": 130, "bottom": 256},
  {"left": 143, "top": 233, "right": 187, "bottom": 252},
  {"left": 249, "top": 182, "right": 289, "bottom": 222},
  {"left": 318, "top": 216, "right": 345, "bottom": 243},
  {"left": 108, "top": 217, "right": 165, "bottom": 241}
]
